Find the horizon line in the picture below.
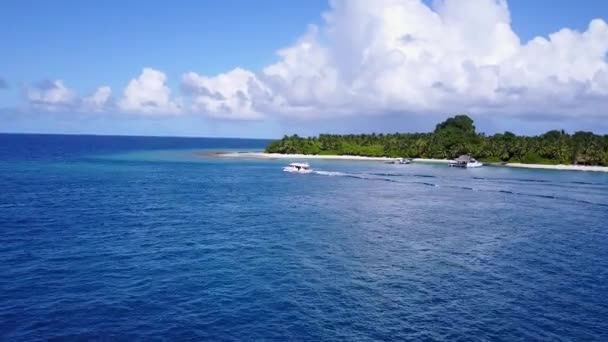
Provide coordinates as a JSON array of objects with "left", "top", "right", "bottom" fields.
[{"left": 0, "top": 131, "right": 274, "bottom": 141}]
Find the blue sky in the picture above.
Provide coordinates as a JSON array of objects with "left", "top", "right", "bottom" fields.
[
  {"left": 1, "top": 0, "right": 608, "bottom": 137},
  {"left": 1, "top": 1, "right": 325, "bottom": 99}
]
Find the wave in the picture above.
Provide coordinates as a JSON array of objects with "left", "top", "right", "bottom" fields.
[
  {"left": 313, "top": 170, "right": 607, "bottom": 207},
  {"left": 414, "top": 182, "right": 438, "bottom": 187},
  {"left": 568, "top": 181, "right": 607, "bottom": 186},
  {"left": 474, "top": 176, "right": 549, "bottom": 183},
  {"left": 443, "top": 185, "right": 475, "bottom": 191},
  {"left": 313, "top": 166, "right": 607, "bottom": 195},
  {"left": 369, "top": 172, "right": 404, "bottom": 177},
  {"left": 315, "top": 170, "right": 435, "bottom": 186},
  {"left": 474, "top": 177, "right": 608, "bottom": 189},
  {"left": 576, "top": 200, "right": 608, "bottom": 207},
  {"left": 498, "top": 189, "right": 552, "bottom": 199},
  {"left": 534, "top": 194, "right": 556, "bottom": 199},
  {"left": 352, "top": 175, "right": 400, "bottom": 183},
  {"left": 515, "top": 179, "right": 549, "bottom": 183},
  {"left": 520, "top": 192, "right": 608, "bottom": 207},
  {"left": 490, "top": 189, "right": 608, "bottom": 208},
  {"left": 367, "top": 172, "right": 438, "bottom": 181},
  {"left": 314, "top": 171, "right": 398, "bottom": 183},
  {"left": 412, "top": 174, "right": 437, "bottom": 178},
  {"left": 314, "top": 171, "right": 346, "bottom": 177}
]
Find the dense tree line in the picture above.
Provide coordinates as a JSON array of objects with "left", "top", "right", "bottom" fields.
[{"left": 265, "top": 115, "right": 608, "bottom": 166}]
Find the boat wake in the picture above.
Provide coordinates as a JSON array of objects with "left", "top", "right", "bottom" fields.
[
  {"left": 313, "top": 170, "right": 435, "bottom": 185},
  {"left": 312, "top": 169, "right": 608, "bottom": 208},
  {"left": 415, "top": 182, "right": 439, "bottom": 187},
  {"left": 313, "top": 171, "right": 347, "bottom": 177}
]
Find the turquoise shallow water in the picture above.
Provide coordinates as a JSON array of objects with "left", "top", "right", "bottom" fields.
[{"left": 1, "top": 134, "right": 608, "bottom": 340}]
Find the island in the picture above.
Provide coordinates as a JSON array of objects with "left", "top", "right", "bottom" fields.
[{"left": 263, "top": 115, "right": 608, "bottom": 170}]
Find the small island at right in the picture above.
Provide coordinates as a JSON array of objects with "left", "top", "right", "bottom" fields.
[{"left": 264, "top": 115, "right": 608, "bottom": 172}]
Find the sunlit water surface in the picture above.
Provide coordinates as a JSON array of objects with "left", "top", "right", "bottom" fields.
[{"left": 1, "top": 134, "right": 607, "bottom": 341}]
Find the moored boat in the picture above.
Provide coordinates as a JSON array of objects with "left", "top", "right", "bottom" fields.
[
  {"left": 386, "top": 157, "right": 411, "bottom": 164},
  {"left": 448, "top": 155, "right": 483, "bottom": 168}
]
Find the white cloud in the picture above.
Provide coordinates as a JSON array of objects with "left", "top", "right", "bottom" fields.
[
  {"left": 23, "top": 69, "right": 182, "bottom": 116},
  {"left": 182, "top": 68, "right": 267, "bottom": 120},
  {"left": 26, "top": 80, "right": 114, "bottom": 113},
  {"left": 26, "top": 80, "right": 78, "bottom": 110},
  {"left": 83, "top": 86, "right": 112, "bottom": 112},
  {"left": 118, "top": 68, "right": 182, "bottom": 115},
  {"left": 180, "top": 0, "right": 608, "bottom": 120},
  {"left": 21, "top": 0, "right": 608, "bottom": 121}
]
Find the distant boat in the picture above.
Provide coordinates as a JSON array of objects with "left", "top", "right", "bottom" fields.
[
  {"left": 449, "top": 155, "right": 483, "bottom": 168},
  {"left": 283, "top": 162, "right": 313, "bottom": 173},
  {"left": 386, "top": 157, "right": 411, "bottom": 165}
]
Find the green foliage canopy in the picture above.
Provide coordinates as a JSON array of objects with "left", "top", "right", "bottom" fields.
[{"left": 265, "top": 115, "right": 608, "bottom": 166}]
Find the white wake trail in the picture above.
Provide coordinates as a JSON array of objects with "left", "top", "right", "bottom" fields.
[{"left": 313, "top": 171, "right": 347, "bottom": 176}]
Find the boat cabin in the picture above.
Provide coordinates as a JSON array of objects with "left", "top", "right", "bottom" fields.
[
  {"left": 449, "top": 154, "right": 483, "bottom": 168},
  {"left": 288, "top": 162, "right": 310, "bottom": 170},
  {"left": 387, "top": 157, "right": 411, "bottom": 164},
  {"left": 283, "top": 162, "right": 312, "bottom": 173}
]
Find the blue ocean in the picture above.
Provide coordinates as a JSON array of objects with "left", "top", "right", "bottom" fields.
[{"left": 1, "top": 134, "right": 607, "bottom": 341}]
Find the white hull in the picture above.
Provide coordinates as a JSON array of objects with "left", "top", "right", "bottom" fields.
[
  {"left": 283, "top": 166, "right": 313, "bottom": 173},
  {"left": 386, "top": 158, "right": 411, "bottom": 164},
  {"left": 449, "top": 161, "right": 483, "bottom": 168}
]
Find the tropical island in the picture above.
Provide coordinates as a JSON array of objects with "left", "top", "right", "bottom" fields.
[{"left": 264, "top": 115, "right": 608, "bottom": 167}]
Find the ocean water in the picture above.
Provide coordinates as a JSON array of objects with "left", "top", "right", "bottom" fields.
[{"left": 1, "top": 134, "right": 607, "bottom": 341}]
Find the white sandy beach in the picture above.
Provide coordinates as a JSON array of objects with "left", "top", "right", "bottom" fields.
[
  {"left": 217, "top": 152, "right": 401, "bottom": 162},
  {"left": 215, "top": 152, "right": 608, "bottom": 172},
  {"left": 218, "top": 152, "right": 453, "bottom": 163},
  {"left": 502, "top": 163, "right": 608, "bottom": 172},
  {"left": 410, "top": 158, "right": 452, "bottom": 164}
]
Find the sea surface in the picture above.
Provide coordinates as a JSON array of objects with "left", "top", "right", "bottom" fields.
[{"left": 1, "top": 134, "right": 607, "bottom": 341}]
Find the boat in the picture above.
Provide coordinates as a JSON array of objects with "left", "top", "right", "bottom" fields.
[
  {"left": 283, "top": 162, "right": 313, "bottom": 173},
  {"left": 448, "top": 155, "right": 483, "bottom": 168},
  {"left": 386, "top": 157, "right": 411, "bottom": 164}
]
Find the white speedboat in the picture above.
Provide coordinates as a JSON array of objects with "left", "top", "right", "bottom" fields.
[
  {"left": 386, "top": 157, "right": 411, "bottom": 165},
  {"left": 283, "top": 162, "right": 313, "bottom": 173},
  {"left": 448, "top": 155, "right": 483, "bottom": 168}
]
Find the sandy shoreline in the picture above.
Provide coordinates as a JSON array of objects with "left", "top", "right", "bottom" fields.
[
  {"left": 214, "top": 152, "right": 608, "bottom": 172},
  {"left": 215, "top": 152, "right": 402, "bottom": 161},
  {"left": 500, "top": 163, "right": 608, "bottom": 172}
]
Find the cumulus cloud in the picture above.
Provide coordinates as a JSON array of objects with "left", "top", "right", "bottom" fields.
[
  {"left": 19, "top": 0, "right": 608, "bottom": 121},
  {"left": 23, "top": 68, "right": 182, "bottom": 116},
  {"left": 83, "top": 86, "right": 112, "bottom": 112},
  {"left": 26, "top": 80, "right": 113, "bottom": 113},
  {"left": 26, "top": 80, "right": 78, "bottom": 110},
  {"left": 180, "top": 0, "right": 608, "bottom": 119},
  {"left": 182, "top": 68, "right": 269, "bottom": 120},
  {"left": 118, "top": 68, "right": 182, "bottom": 115}
]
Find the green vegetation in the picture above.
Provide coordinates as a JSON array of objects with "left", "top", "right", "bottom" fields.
[{"left": 265, "top": 115, "right": 608, "bottom": 166}]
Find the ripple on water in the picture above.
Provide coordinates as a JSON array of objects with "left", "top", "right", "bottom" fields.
[{"left": 1, "top": 139, "right": 608, "bottom": 340}]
